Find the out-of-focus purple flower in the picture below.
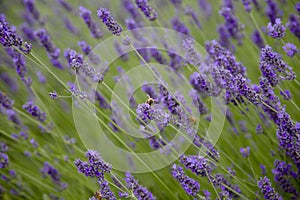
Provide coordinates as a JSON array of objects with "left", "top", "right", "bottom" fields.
[
  {"left": 41, "top": 162, "right": 67, "bottom": 190},
  {"left": 57, "top": 0, "right": 73, "bottom": 12},
  {"left": 97, "top": 8, "right": 123, "bottom": 36},
  {"left": 125, "top": 172, "right": 157, "bottom": 200},
  {"left": 189, "top": 89, "right": 208, "bottom": 115},
  {"left": 75, "top": 149, "right": 112, "bottom": 182},
  {"left": 286, "top": 14, "right": 300, "bottom": 40},
  {"left": 198, "top": 0, "right": 212, "bottom": 18},
  {"left": 0, "top": 14, "right": 32, "bottom": 54},
  {"left": 150, "top": 48, "right": 166, "bottom": 64},
  {"left": 265, "top": 0, "right": 282, "bottom": 24},
  {"left": 296, "top": 2, "right": 300, "bottom": 13},
  {"left": 256, "top": 124, "right": 263, "bottom": 134},
  {"left": 251, "top": 29, "right": 265, "bottom": 49},
  {"left": 19, "top": 23, "right": 36, "bottom": 41},
  {"left": 0, "top": 153, "right": 9, "bottom": 168},
  {"left": 171, "top": 17, "right": 190, "bottom": 36},
  {"left": 219, "top": 7, "right": 244, "bottom": 44},
  {"left": 172, "top": 164, "right": 200, "bottom": 197},
  {"left": 184, "top": 7, "right": 202, "bottom": 29},
  {"left": 95, "top": 91, "right": 110, "bottom": 110},
  {"left": 180, "top": 154, "right": 211, "bottom": 176},
  {"left": 217, "top": 25, "right": 234, "bottom": 51},
  {"left": 279, "top": 90, "right": 292, "bottom": 100},
  {"left": 36, "top": 71, "right": 46, "bottom": 84},
  {"left": 260, "top": 164, "right": 266, "bottom": 175},
  {"left": 240, "top": 146, "right": 250, "bottom": 157},
  {"left": 203, "top": 190, "right": 211, "bottom": 200},
  {"left": 114, "top": 41, "right": 128, "bottom": 61},
  {"left": 242, "top": 0, "right": 252, "bottom": 12},
  {"left": 35, "top": 29, "right": 63, "bottom": 69},
  {"left": 63, "top": 17, "right": 79, "bottom": 35},
  {"left": 30, "top": 138, "right": 39, "bottom": 148},
  {"left": 282, "top": 43, "right": 297, "bottom": 57},
  {"left": 258, "top": 176, "right": 282, "bottom": 200},
  {"left": 23, "top": 0, "right": 40, "bottom": 22},
  {"left": 123, "top": 0, "right": 142, "bottom": 21},
  {"left": 267, "top": 18, "right": 286, "bottom": 38},
  {"left": 79, "top": 6, "right": 103, "bottom": 39},
  {"left": 0, "top": 91, "right": 14, "bottom": 109},
  {"left": 23, "top": 101, "right": 47, "bottom": 122},
  {"left": 0, "top": 73, "right": 19, "bottom": 93},
  {"left": 135, "top": 0, "right": 158, "bottom": 21},
  {"left": 78, "top": 40, "right": 92, "bottom": 55}
]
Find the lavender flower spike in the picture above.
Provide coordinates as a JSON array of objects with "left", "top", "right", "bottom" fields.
[
  {"left": 258, "top": 176, "right": 282, "bottom": 200},
  {"left": 79, "top": 6, "right": 103, "bottom": 38},
  {"left": 267, "top": 18, "right": 286, "bottom": 38},
  {"left": 125, "top": 172, "right": 157, "bottom": 200},
  {"left": 97, "top": 8, "right": 123, "bottom": 36},
  {"left": 22, "top": 101, "right": 47, "bottom": 122},
  {"left": 0, "top": 91, "right": 14, "bottom": 109},
  {"left": 282, "top": 43, "right": 298, "bottom": 57},
  {"left": 135, "top": 0, "right": 158, "bottom": 21}
]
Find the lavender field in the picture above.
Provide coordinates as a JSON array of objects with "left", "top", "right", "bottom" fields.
[{"left": 0, "top": 0, "right": 300, "bottom": 199}]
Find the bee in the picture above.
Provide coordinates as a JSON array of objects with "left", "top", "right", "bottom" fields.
[
  {"left": 189, "top": 116, "right": 198, "bottom": 124},
  {"left": 145, "top": 94, "right": 154, "bottom": 106},
  {"left": 93, "top": 191, "right": 102, "bottom": 200}
]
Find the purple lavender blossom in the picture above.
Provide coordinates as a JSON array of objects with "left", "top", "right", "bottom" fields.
[
  {"left": 251, "top": 29, "right": 265, "bottom": 49},
  {"left": 0, "top": 14, "right": 32, "bottom": 54},
  {"left": 78, "top": 40, "right": 92, "bottom": 55},
  {"left": 198, "top": 0, "right": 212, "bottom": 18},
  {"left": 296, "top": 2, "right": 300, "bottom": 13},
  {"left": 49, "top": 91, "right": 58, "bottom": 99},
  {"left": 79, "top": 6, "right": 103, "bottom": 38},
  {"left": 279, "top": 90, "right": 292, "bottom": 100},
  {"left": 180, "top": 154, "right": 211, "bottom": 176},
  {"left": 242, "top": 0, "right": 252, "bottom": 12},
  {"left": 265, "top": 0, "right": 283, "bottom": 24},
  {"left": 41, "top": 162, "right": 67, "bottom": 189},
  {"left": 258, "top": 176, "right": 282, "bottom": 200},
  {"left": 282, "top": 43, "right": 297, "bottom": 57},
  {"left": 57, "top": 0, "right": 73, "bottom": 12},
  {"left": 22, "top": 101, "right": 47, "bottom": 122},
  {"left": 184, "top": 7, "right": 202, "bottom": 29},
  {"left": 23, "top": 0, "right": 40, "bottom": 22},
  {"left": 63, "top": 17, "right": 79, "bottom": 35},
  {"left": 267, "top": 18, "right": 286, "bottom": 38},
  {"left": 171, "top": 17, "right": 190, "bottom": 36},
  {"left": 0, "top": 153, "right": 9, "bottom": 169},
  {"left": 136, "top": 103, "right": 154, "bottom": 124},
  {"left": 0, "top": 91, "right": 14, "bottom": 109},
  {"left": 30, "top": 138, "right": 39, "bottom": 148},
  {"left": 123, "top": 0, "right": 142, "bottom": 20},
  {"left": 260, "top": 45, "right": 295, "bottom": 85},
  {"left": 125, "top": 172, "right": 157, "bottom": 200},
  {"left": 35, "top": 29, "right": 63, "bottom": 69},
  {"left": 240, "top": 146, "right": 250, "bottom": 157},
  {"left": 286, "top": 14, "right": 300, "bottom": 40},
  {"left": 97, "top": 8, "right": 123, "bottom": 36},
  {"left": 171, "top": 164, "right": 200, "bottom": 197},
  {"left": 97, "top": 181, "right": 116, "bottom": 200},
  {"left": 75, "top": 149, "right": 112, "bottom": 182},
  {"left": 272, "top": 160, "right": 299, "bottom": 197},
  {"left": 256, "top": 124, "right": 263, "bottom": 134},
  {"left": 150, "top": 48, "right": 166, "bottom": 64},
  {"left": 135, "top": 0, "right": 158, "bottom": 21}
]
